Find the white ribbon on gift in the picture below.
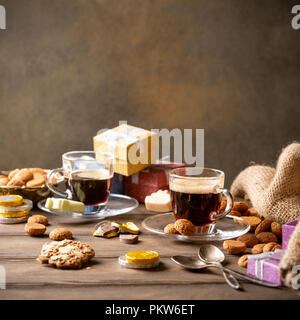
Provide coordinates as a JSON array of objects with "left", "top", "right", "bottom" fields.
[
  {"left": 248, "top": 249, "right": 285, "bottom": 280},
  {"left": 97, "top": 127, "right": 147, "bottom": 155}
]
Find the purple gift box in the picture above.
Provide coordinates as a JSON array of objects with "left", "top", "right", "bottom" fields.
[
  {"left": 282, "top": 219, "right": 299, "bottom": 249},
  {"left": 247, "top": 250, "right": 285, "bottom": 286}
]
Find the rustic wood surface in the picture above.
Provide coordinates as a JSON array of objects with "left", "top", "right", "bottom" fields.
[{"left": 0, "top": 205, "right": 299, "bottom": 300}]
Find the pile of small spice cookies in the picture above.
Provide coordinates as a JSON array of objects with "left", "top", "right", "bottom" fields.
[
  {"left": 164, "top": 219, "right": 196, "bottom": 236},
  {"left": 223, "top": 201, "right": 282, "bottom": 268},
  {"left": 24, "top": 213, "right": 95, "bottom": 269},
  {"left": 25, "top": 214, "right": 73, "bottom": 240}
]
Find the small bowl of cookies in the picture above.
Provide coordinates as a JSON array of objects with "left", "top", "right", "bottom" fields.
[{"left": 0, "top": 168, "right": 54, "bottom": 205}]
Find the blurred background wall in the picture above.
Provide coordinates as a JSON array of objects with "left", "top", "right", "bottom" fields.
[{"left": 0, "top": 0, "right": 299, "bottom": 186}]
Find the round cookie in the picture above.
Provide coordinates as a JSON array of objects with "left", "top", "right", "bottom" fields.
[
  {"left": 49, "top": 228, "right": 73, "bottom": 241},
  {"left": 174, "top": 219, "right": 196, "bottom": 236},
  {"left": 164, "top": 223, "right": 179, "bottom": 234},
  {"left": 25, "top": 223, "right": 46, "bottom": 236},
  {"left": 38, "top": 239, "right": 95, "bottom": 269},
  {"left": 28, "top": 215, "right": 48, "bottom": 226}
]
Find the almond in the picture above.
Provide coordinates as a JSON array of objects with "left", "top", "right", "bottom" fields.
[{"left": 255, "top": 218, "right": 273, "bottom": 235}]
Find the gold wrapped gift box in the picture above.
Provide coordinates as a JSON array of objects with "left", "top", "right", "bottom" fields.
[{"left": 93, "top": 124, "right": 157, "bottom": 176}]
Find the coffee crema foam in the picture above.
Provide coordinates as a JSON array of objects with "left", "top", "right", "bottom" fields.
[
  {"left": 169, "top": 178, "right": 223, "bottom": 194},
  {"left": 70, "top": 169, "right": 112, "bottom": 180}
]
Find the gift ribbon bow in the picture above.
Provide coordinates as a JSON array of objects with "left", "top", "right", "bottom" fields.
[
  {"left": 248, "top": 249, "right": 285, "bottom": 280},
  {"left": 98, "top": 127, "right": 148, "bottom": 155}
]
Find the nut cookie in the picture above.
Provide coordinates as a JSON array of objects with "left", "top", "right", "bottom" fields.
[
  {"left": 25, "top": 223, "right": 46, "bottom": 236},
  {"left": 28, "top": 215, "right": 48, "bottom": 226},
  {"left": 174, "top": 219, "right": 196, "bottom": 236},
  {"left": 38, "top": 239, "right": 95, "bottom": 269},
  {"left": 164, "top": 223, "right": 179, "bottom": 234},
  {"left": 49, "top": 228, "right": 73, "bottom": 241}
]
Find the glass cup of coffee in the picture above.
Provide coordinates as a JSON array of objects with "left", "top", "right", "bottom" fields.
[
  {"left": 169, "top": 167, "right": 233, "bottom": 234},
  {"left": 46, "top": 151, "right": 114, "bottom": 213}
]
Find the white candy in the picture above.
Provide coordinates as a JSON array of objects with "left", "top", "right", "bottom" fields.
[{"left": 145, "top": 190, "right": 172, "bottom": 213}]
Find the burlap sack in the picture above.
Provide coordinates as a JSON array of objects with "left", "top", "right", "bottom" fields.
[
  {"left": 230, "top": 142, "right": 300, "bottom": 288},
  {"left": 231, "top": 142, "right": 300, "bottom": 224}
]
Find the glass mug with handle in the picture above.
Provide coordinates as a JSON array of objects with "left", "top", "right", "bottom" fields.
[
  {"left": 169, "top": 167, "right": 233, "bottom": 234},
  {"left": 46, "top": 151, "right": 114, "bottom": 213}
]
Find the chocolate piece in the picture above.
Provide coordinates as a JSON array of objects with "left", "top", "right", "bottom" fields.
[
  {"left": 119, "top": 234, "right": 139, "bottom": 244},
  {"left": 94, "top": 221, "right": 119, "bottom": 237}
]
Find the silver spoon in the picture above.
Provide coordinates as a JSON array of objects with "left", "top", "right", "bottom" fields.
[
  {"left": 171, "top": 255, "right": 240, "bottom": 290},
  {"left": 198, "top": 244, "right": 281, "bottom": 288}
]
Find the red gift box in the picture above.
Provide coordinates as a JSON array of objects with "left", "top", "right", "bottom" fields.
[{"left": 125, "top": 162, "right": 186, "bottom": 202}]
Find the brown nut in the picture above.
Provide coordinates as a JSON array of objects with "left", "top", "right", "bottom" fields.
[
  {"left": 25, "top": 223, "right": 46, "bottom": 236},
  {"left": 255, "top": 218, "right": 273, "bottom": 236},
  {"left": 164, "top": 223, "right": 179, "bottom": 234},
  {"left": 237, "top": 234, "right": 259, "bottom": 248},
  {"left": 271, "top": 222, "right": 282, "bottom": 238},
  {"left": 223, "top": 240, "right": 246, "bottom": 254},
  {"left": 49, "top": 228, "right": 73, "bottom": 241},
  {"left": 256, "top": 232, "right": 278, "bottom": 244},
  {"left": 263, "top": 242, "right": 282, "bottom": 253},
  {"left": 174, "top": 219, "right": 196, "bottom": 236},
  {"left": 232, "top": 201, "right": 248, "bottom": 213},
  {"left": 252, "top": 243, "right": 266, "bottom": 254},
  {"left": 238, "top": 254, "right": 248, "bottom": 268},
  {"left": 27, "top": 215, "right": 48, "bottom": 226},
  {"left": 236, "top": 216, "right": 262, "bottom": 231}
]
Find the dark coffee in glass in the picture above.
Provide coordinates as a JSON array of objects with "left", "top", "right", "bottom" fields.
[
  {"left": 67, "top": 169, "right": 112, "bottom": 205},
  {"left": 169, "top": 167, "right": 233, "bottom": 234}
]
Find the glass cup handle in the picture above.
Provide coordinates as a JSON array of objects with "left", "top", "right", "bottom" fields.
[
  {"left": 46, "top": 168, "right": 68, "bottom": 198},
  {"left": 215, "top": 187, "right": 233, "bottom": 220}
]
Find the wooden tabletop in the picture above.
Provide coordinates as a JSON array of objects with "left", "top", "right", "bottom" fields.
[{"left": 0, "top": 205, "right": 299, "bottom": 300}]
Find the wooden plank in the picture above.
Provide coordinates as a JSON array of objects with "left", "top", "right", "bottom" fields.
[
  {"left": 0, "top": 283, "right": 298, "bottom": 300},
  {"left": 0, "top": 235, "right": 230, "bottom": 258},
  {"left": 0, "top": 257, "right": 225, "bottom": 286}
]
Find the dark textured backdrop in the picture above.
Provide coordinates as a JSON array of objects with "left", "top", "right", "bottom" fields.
[{"left": 0, "top": 0, "right": 299, "bottom": 186}]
